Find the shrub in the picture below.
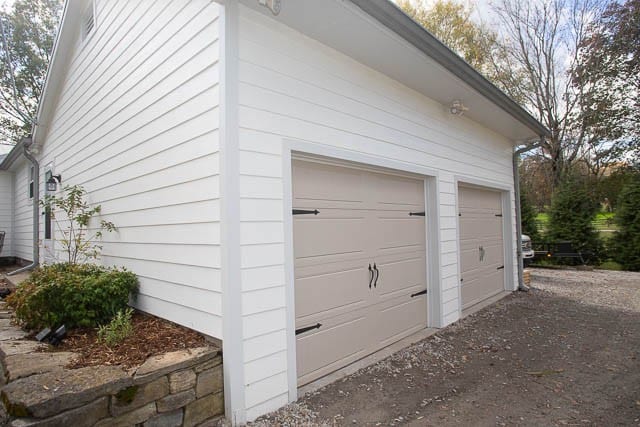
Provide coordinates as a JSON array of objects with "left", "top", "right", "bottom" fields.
[
  {"left": 547, "top": 176, "right": 602, "bottom": 263},
  {"left": 98, "top": 308, "right": 134, "bottom": 346},
  {"left": 520, "top": 187, "right": 540, "bottom": 241},
  {"left": 7, "top": 263, "right": 138, "bottom": 330},
  {"left": 612, "top": 177, "right": 640, "bottom": 271}
]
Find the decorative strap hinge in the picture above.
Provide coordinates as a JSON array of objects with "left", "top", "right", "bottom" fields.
[
  {"left": 292, "top": 209, "right": 319, "bottom": 215},
  {"left": 409, "top": 211, "right": 425, "bottom": 216},
  {"left": 295, "top": 323, "right": 321, "bottom": 335},
  {"left": 410, "top": 289, "right": 427, "bottom": 298},
  {"left": 497, "top": 265, "right": 505, "bottom": 270}
]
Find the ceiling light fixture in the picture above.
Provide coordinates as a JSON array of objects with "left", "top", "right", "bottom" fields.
[
  {"left": 450, "top": 100, "right": 468, "bottom": 116},
  {"left": 258, "top": 0, "right": 281, "bottom": 15}
]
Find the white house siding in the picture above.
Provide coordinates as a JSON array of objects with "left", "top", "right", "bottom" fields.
[
  {"left": 0, "top": 171, "right": 14, "bottom": 258},
  {"left": 11, "top": 161, "right": 33, "bottom": 261},
  {"left": 236, "top": 5, "right": 518, "bottom": 418},
  {"left": 36, "top": 0, "right": 222, "bottom": 338}
]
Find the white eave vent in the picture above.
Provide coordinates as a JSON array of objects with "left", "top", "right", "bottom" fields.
[{"left": 82, "top": 1, "right": 95, "bottom": 41}]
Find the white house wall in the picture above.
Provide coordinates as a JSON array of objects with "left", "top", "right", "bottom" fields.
[
  {"left": 0, "top": 171, "right": 14, "bottom": 258},
  {"left": 11, "top": 162, "right": 33, "bottom": 261},
  {"left": 236, "top": 5, "right": 518, "bottom": 419},
  {"left": 36, "top": 0, "right": 223, "bottom": 338}
]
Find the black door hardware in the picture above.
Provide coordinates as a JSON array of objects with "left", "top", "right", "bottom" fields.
[
  {"left": 292, "top": 209, "right": 319, "bottom": 215},
  {"left": 372, "top": 263, "right": 379, "bottom": 288},
  {"left": 495, "top": 214, "right": 503, "bottom": 217},
  {"left": 368, "top": 264, "right": 374, "bottom": 289},
  {"left": 295, "top": 323, "right": 322, "bottom": 335},
  {"left": 409, "top": 211, "right": 425, "bottom": 216},
  {"left": 497, "top": 265, "right": 505, "bottom": 270},
  {"left": 411, "top": 289, "right": 427, "bottom": 298}
]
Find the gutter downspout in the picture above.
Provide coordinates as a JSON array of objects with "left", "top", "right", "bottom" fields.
[
  {"left": 513, "top": 139, "right": 542, "bottom": 291},
  {"left": 8, "top": 137, "right": 39, "bottom": 276}
]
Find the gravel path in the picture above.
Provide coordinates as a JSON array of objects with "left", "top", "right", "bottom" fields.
[{"left": 251, "top": 268, "right": 640, "bottom": 426}]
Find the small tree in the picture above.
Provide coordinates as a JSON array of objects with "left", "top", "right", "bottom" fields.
[
  {"left": 612, "top": 176, "right": 640, "bottom": 271},
  {"left": 41, "top": 185, "right": 116, "bottom": 264},
  {"left": 547, "top": 176, "right": 601, "bottom": 262},
  {"left": 520, "top": 187, "right": 540, "bottom": 241}
]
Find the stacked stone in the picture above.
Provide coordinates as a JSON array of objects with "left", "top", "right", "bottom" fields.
[{"left": 0, "top": 328, "right": 224, "bottom": 427}]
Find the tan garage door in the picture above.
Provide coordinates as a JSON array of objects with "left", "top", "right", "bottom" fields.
[
  {"left": 458, "top": 185, "right": 505, "bottom": 312},
  {"left": 293, "top": 159, "right": 428, "bottom": 386}
]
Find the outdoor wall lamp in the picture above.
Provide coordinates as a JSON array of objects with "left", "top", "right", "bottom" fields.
[
  {"left": 450, "top": 99, "right": 468, "bottom": 116},
  {"left": 46, "top": 174, "right": 62, "bottom": 192}
]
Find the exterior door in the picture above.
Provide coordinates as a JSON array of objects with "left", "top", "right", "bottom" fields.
[
  {"left": 292, "top": 159, "right": 427, "bottom": 386},
  {"left": 458, "top": 185, "right": 505, "bottom": 312}
]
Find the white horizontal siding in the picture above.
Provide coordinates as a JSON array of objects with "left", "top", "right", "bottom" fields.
[
  {"left": 0, "top": 172, "right": 13, "bottom": 257},
  {"left": 236, "top": 5, "right": 516, "bottom": 418},
  {"left": 36, "top": 0, "right": 222, "bottom": 338}
]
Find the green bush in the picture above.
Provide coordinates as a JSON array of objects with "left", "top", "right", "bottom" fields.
[
  {"left": 7, "top": 263, "right": 138, "bottom": 330},
  {"left": 98, "top": 308, "right": 134, "bottom": 346},
  {"left": 612, "top": 177, "right": 640, "bottom": 271},
  {"left": 520, "top": 187, "right": 540, "bottom": 241},
  {"left": 547, "top": 176, "right": 602, "bottom": 263}
]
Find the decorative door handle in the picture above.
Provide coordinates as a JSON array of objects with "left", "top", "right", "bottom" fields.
[
  {"left": 373, "top": 263, "right": 379, "bottom": 288},
  {"left": 368, "top": 264, "right": 374, "bottom": 289}
]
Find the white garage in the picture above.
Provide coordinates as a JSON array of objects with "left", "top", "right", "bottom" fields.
[
  {"left": 292, "top": 159, "right": 428, "bottom": 385},
  {"left": 14, "top": 0, "right": 551, "bottom": 422}
]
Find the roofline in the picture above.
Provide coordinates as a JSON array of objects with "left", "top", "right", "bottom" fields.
[
  {"left": 348, "top": 0, "right": 551, "bottom": 139},
  {"left": 0, "top": 139, "right": 25, "bottom": 170},
  {"left": 32, "top": 0, "right": 72, "bottom": 144}
]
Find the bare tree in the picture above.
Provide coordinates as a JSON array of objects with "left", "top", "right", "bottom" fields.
[{"left": 490, "top": 0, "right": 608, "bottom": 187}]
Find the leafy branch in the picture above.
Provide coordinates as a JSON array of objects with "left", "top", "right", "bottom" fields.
[{"left": 40, "top": 185, "right": 116, "bottom": 264}]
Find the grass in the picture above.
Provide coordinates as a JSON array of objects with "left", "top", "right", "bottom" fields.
[
  {"left": 535, "top": 211, "right": 618, "bottom": 235},
  {"left": 596, "top": 261, "right": 624, "bottom": 271}
]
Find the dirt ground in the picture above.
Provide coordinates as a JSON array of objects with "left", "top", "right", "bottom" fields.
[{"left": 253, "top": 268, "right": 640, "bottom": 426}]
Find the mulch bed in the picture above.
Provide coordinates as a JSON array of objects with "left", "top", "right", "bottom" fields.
[{"left": 49, "top": 311, "right": 207, "bottom": 369}]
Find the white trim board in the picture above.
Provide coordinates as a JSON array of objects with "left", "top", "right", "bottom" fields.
[{"left": 219, "top": 2, "right": 246, "bottom": 425}]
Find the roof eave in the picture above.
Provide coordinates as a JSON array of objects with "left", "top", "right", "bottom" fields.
[
  {"left": 0, "top": 139, "right": 25, "bottom": 171},
  {"left": 348, "top": 0, "right": 551, "bottom": 140}
]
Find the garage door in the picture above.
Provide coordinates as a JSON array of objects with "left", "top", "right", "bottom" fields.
[
  {"left": 292, "top": 159, "right": 428, "bottom": 386},
  {"left": 458, "top": 185, "right": 505, "bottom": 312}
]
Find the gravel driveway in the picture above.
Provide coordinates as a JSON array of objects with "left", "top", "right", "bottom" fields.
[{"left": 252, "top": 268, "right": 640, "bottom": 426}]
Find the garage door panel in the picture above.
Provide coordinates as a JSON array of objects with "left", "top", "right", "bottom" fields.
[
  {"left": 375, "top": 216, "right": 425, "bottom": 253},
  {"left": 295, "top": 266, "right": 370, "bottom": 320},
  {"left": 296, "top": 311, "right": 369, "bottom": 385},
  {"left": 374, "top": 297, "right": 427, "bottom": 347},
  {"left": 370, "top": 173, "right": 424, "bottom": 208},
  {"left": 459, "top": 216, "right": 502, "bottom": 241},
  {"left": 375, "top": 256, "right": 425, "bottom": 298},
  {"left": 292, "top": 160, "right": 365, "bottom": 210},
  {"left": 459, "top": 186, "right": 502, "bottom": 211},
  {"left": 461, "top": 270, "right": 504, "bottom": 310},
  {"left": 293, "top": 211, "right": 368, "bottom": 261}
]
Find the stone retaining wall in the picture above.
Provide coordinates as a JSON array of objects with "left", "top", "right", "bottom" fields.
[{"left": 0, "top": 303, "right": 224, "bottom": 427}]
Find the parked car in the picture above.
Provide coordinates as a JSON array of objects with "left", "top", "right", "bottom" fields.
[{"left": 522, "top": 234, "right": 534, "bottom": 267}]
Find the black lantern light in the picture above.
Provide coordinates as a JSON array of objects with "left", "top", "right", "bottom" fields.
[{"left": 46, "top": 174, "right": 62, "bottom": 192}]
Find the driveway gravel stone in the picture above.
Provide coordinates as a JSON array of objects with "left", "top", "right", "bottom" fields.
[{"left": 251, "top": 268, "right": 640, "bottom": 426}]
